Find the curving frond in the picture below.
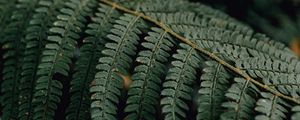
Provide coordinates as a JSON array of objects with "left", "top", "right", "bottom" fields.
[
  {"left": 221, "top": 78, "right": 258, "bottom": 120},
  {"left": 236, "top": 57, "right": 300, "bottom": 99},
  {"left": 0, "top": 0, "right": 17, "bottom": 40},
  {"left": 125, "top": 27, "right": 175, "bottom": 120},
  {"left": 32, "top": 0, "right": 98, "bottom": 119},
  {"left": 90, "top": 13, "right": 148, "bottom": 120},
  {"left": 184, "top": 28, "right": 297, "bottom": 63},
  {"left": 254, "top": 92, "right": 290, "bottom": 120},
  {"left": 135, "top": 0, "right": 190, "bottom": 13},
  {"left": 18, "top": 0, "right": 66, "bottom": 119},
  {"left": 197, "top": 61, "right": 231, "bottom": 120},
  {"left": 1, "top": 0, "right": 39, "bottom": 119},
  {"left": 161, "top": 43, "right": 202, "bottom": 120},
  {"left": 1, "top": 0, "right": 300, "bottom": 119},
  {"left": 66, "top": 3, "right": 121, "bottom": 120}
]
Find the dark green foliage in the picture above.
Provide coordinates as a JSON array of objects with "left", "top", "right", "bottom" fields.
[
  {"left": 18, "top": 0, "right": 66, "bottom": 119},
  {"left": 90, "top": 13, "right": 147, "bottom": 120},
  {"left": 292, "top": 106, "right": 300, "bottom": 120},
  {"left": 32, "top": 0, "right": 98, "bottom": 119},
  {"left": 221, "top": 78, "right": 258, "bottom": 120},
  {"left": 255, "top": 92, "right": 290, "bottom": 120},
  {"left": 125, "top": 27, "right": 174, "bottom": 120},
  {"left": 66, "top": 3, "right": 121, "bottom": 119},
  {"left": 1, "top": 0, "right": 300, "bottom": 120},
  {"left": 197, "top": 61, "right": 230, "bottom": 120},
  {"left": 161, "top": 43, "right": 202, "bottom": 120},
  {"left": 0, "top": 0, "right": 17, "bottom": 40},
  {"left": 1, "top": 0, "right": 39, "bottom": 119}
]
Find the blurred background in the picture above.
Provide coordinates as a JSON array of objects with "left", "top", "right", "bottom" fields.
[{"left": 190, "top": 0, "right": 300, "bottom": 57}]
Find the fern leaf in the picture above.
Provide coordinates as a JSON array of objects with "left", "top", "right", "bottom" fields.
[
  {"left": 183, "top": 28, "right": 297, "bottom": 63},
  {"left": 66, "top": 3, "right": 120, "bottom": 120},
  {"left": 254, "top": 92, "right": 290, "bottom": 120},
  {"left": 0, "top": 0, "right": 17, "bottom": 40},
  {"left": 197, "top": 61, "right": 231, "bottom": 120},
  {"left": 236, "top": 57, "right": 300, "bottom": 98},
  {"left": 292, "top": 106, "right": 300, "bottom": 120},
  {"left": 125, "top": 27, "right": 175, "bottom": 120},
  {"left": 32, "top": 0, "right": 97, "bottom": 119},
  {"left": 236, "top": 57, "right": 300, "bottom": 76},
  {"left": 1, "top": 0, "right": 39, "bottom": 119},
  {"left": 90, "top": 13, "right": 147, "bottom": 120},
  {"left": 135, "top": 0, "right": 189, "bottom": 13},
  {"left": 17, "top": 0, "right": 66, "bottom": 119},
  {"left": 141, "top": 11, "right": 296, "bottom": 63},
  {"left": 221, "top": 78, "right": 258, "bottom": 120},
  {"left": 161, "top": 43, "right": 202, "bottom": 120},
  {"left": 2, "top": 0, "right": 300, "bottom": 120}
]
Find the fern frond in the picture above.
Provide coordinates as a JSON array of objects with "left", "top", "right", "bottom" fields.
[
  {"left": 139, "top": 9, "right": 296, "bottom": 64},
  {"left": 292, "top": 106, "right": 300, "bottom": 120},
  {"left": 32, "top": 0, "right": 97, "bottom": 119},
  {"left": 2, "top": 0, "right": 300, "bottom": 119},
  {"left": 236, "top": 57, "right": 299, "bottom": 75},
  {"left": 144, "top": 12, "right": 252, "bottom": 36},
  {"left": 197, "top": 61, "right": 231, "bottom": 120},
  {"left": 221, "top": 78, "right": 258, "bottom": 120},
  {"left": 90, "top": 13, "right": 148, "bottom": 120},
  {"left": 1, "top": 0, "right": 39, "bottom": 119},
  {"left": 125, "top": 27, "right": 175, "bottom": 120},
  {"left": 252, "top": 33, "right": 293, "bottom": 54},
  {"left": 255, "top": 92, "right": 290, "bottom": 120},
  {"left": 161, "top": 43, "right": 202, "bottom": 120},
  {"left": 17, "top": 0, "right": 66, "bottom": 119},
  {"left": 236, "top": 57, "right": 300, "bottom": 98},
  {"left": 187, "top": 2, "right": 239, "bottom": 23},
  {"left": 66, "top": 3, "right": 120, "bottom": 120},
  {"left": 0, "top": 0, "right": 17, "bottom": 40},
  {"left": 183, "top": 28, "right": 297, "bottom": 63}
]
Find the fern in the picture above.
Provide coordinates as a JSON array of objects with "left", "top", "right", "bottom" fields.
[
  {"left": 125, "top": 27, "right": 174, "bottom": 120},
  {"left": 1, "top": 0, "right": 300, "bottom": 119},
  {"left": 90, "top": 13, "right": 147, "bottom": 120},
  {"left": 221, "top": 78, "right": 258, "bottom": 120},
  {"left": 292, "top": 106, "right": 300, "bottom": 120},
  {"left": 197, "top": 61, "right": 231, "bottom": 120},
  {"left": 17, "top": 0, "right": 66, "bottom": 119},
  {"left": 1, "top": 0, "right": 39, "bottom": 119},
  {"left": 161, "top": 43, "right": 202, "bottom": 120},
  {"left": 32, "top": 0, "right": 97, "bottom": 119},
  {"left": 0, "top": 0, "right": 17, "bottom": 40},
  {"left": 66, "top": 3, "right": 120, "bottom": 119},
  {"left": 255, "top": 92, "right": 290, "bottom": 120}
]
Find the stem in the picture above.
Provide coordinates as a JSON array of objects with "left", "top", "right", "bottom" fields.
[{"left": 99, "top": 0, "right": 300, "bottom": 104}]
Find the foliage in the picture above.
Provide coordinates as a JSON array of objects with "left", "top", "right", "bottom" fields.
[{"left": 1, "top": 0, "right": 300, "bottom": 120}]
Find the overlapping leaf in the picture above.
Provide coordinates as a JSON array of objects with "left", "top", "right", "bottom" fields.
[
  {"left": 32, "top": 0, "right": 97, "bottom": 119},
  {"left": 0, "top": 0, "right": 300, "bottom": 119},
  {"left": 66, "top": 3, "right": 121, "bottom": 120},
  {"left": 90, "top": 13, "right": 147, "bottom": 120},
  {"left": 125, "top": 27, "right": 175, "bottom": 120},
  {"left": 1, "top": 0, "right": 39, "bottom": 119},
  {"left": 197, "top": 61, "right": 231, "bottom": 120},
  {"left": 18, "top": 0, "right": 65, "bottom": 119},
  {"left": 161, "top": 43, "right": 202, "bottom": 120}
]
